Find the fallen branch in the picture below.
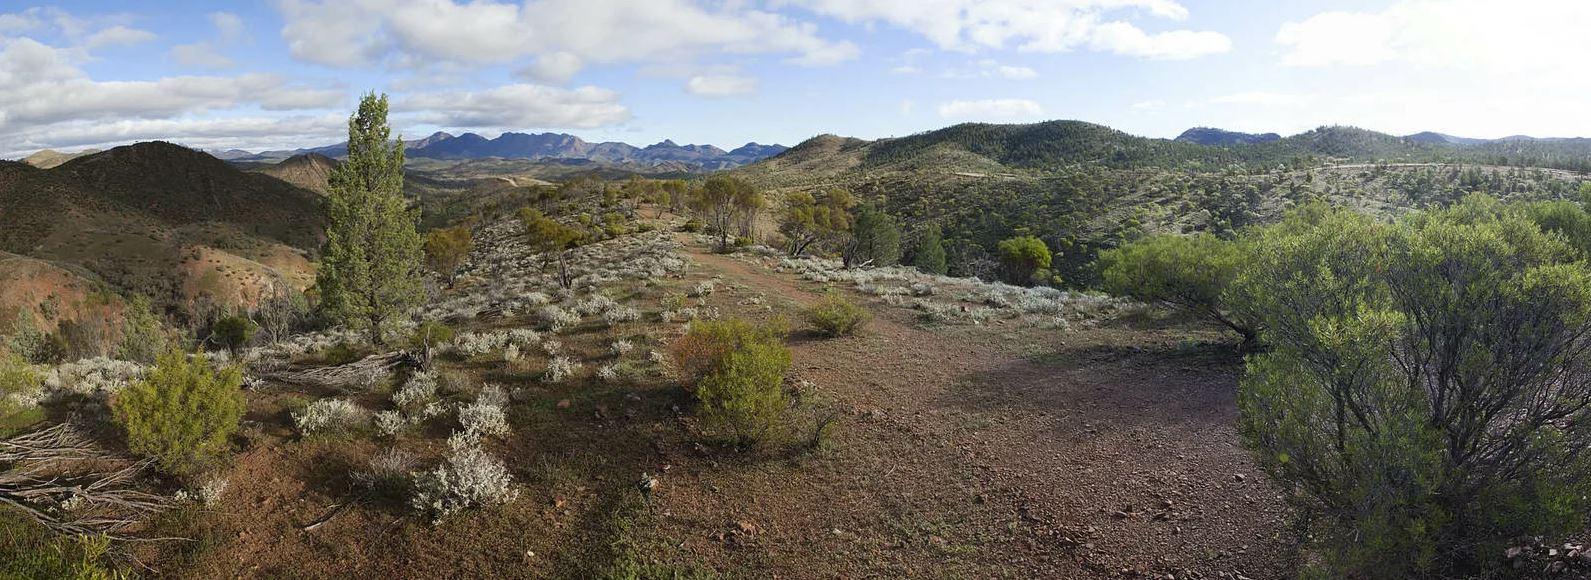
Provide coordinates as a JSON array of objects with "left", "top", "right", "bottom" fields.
[
  {"left": 260, "top": 351, "right": 418, "bottom": 390},
  {"left": 0, "top": 423, "right": 170, "bottom": 538}
]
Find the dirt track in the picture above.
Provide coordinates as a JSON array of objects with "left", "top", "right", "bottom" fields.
[{"left": 663, "top": 247, "right": 1292, "bottom": 578}]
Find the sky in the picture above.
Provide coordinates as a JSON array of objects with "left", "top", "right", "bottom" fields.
[{"left": 3, "top": 0, "right": 1590, "bottom": 158}]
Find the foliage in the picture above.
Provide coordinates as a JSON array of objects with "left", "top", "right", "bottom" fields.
[
  {"left": 689, "top": 176, "right": 758, "bottom": 250},
  {"left": 424, "top": 225, "right": 473, "bottom": 284},
  {"left": 113, "top": 350, "right": 244, "bottom": 474},
  {"left": 0, "top": 508, "right": 122, "bottom": 580},
  {"left": 911, "top": 223, "right": 948, "bottom": 275},
  {"left": 116, "top": 294, "right": 168, "bottom": 364},
  {"left": 779, "top": 189, "right": 855, "bottom": 256},
  {"left": 518, "top": 208, "right": 587, "bottom": 288},
  {"left": 842, "top": 202, "right": 901, "bottom": 268},
  {"left": 292, "top": 399, "right": 370, "bottom": 438},
  {"left": 1234, "top": 197, "right": 1591, "bottom": 577},
  {"left": 407, "top": 320, "right": 455, "bottom": 356},
  {"left": 210, "top": 314, "right": 256, "bottom": 354},
  {"left": 806, "top": 291, "right": 870, "bottom": 337},
  {"left": 7, "top": 311, "right": 62, "bottom": 365},
  {"left": 410, "top": 442, "right": 519, "bottom": 521},
  {"left": 671, "top": 318, "right": 792, "bottom": 444},
  {"left": 0, "top": 350, "right": 40, "bottom": 411},
  {"left": 316, "top": 92, "right": 426, "bottom": 346},
  {"left": 995, "top": 235, "right": 1051, "bottom": 286},
  {"left": 1099, "top": 232, "right": 1258, "bottom": 347}
]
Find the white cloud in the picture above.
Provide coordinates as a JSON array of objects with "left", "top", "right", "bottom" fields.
[
  {"left": 889, "top": 65, "right": 920, "bottom": 75},
  {"left": 1276, "top": 0, "right": 1591, "bottom": 70},
  {"left": 82, "top": 25, "right": 156, "bottom": 49},
  {"left": 401, "top": 83, "right": 630, "bottom": 129},
  {"left": 1130, "top": 99, "right": 1166, "bottom": 110},
  {"left": 780, "top": 0, "right": 1229, "bottom": 59},
  {"left": 170, "top": 12, "right": 250, "bottom": 70},
  {"left": 686, "top": 74, "right": 758, "bottom": 97},
  {"left": 898, "top": 99, "right": 914, "bottom": 115},
  {"left": 937, "top": 98, "right": 1044, "bottom": 121},
  {"left": 994, "top": 65, "right": 1038, "bottom": 80},
  {"left": 518, "top": 52, "right": 583, "bottom": 84},
  {"left": 0, "top": 35, "right": 345, "bottom": 153},
  {"left": 3, "top": 114, "right": 347, "bottom": 157},
  {"left": 275, "top": 0, "right": 858, "bottom": 73}
]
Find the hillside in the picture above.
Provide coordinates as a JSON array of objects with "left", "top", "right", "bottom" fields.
[
  {"left": 1175, "top": 127, "right": 1281, "bottom": 146},
  {"left": 21, "top": 148, "right": 99, "bottom": 169},
  {"left": 732, "top": 121, "right": 1591, "bottom": 285},
  {"left": 252, "top": 153, "right": 338, "bottom": 195},
  {"left": 0, "top": 143, "right": 325, "bottom": 330}
]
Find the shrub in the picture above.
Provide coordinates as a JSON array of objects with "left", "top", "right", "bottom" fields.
[
  {"left": 911, "top": 224, "right": 947, "bottom": 275},
  {"left": 668, "top": 318, "right": 787, "bottom": 385},
  {"left": 457, "top": 399, "right": 509, "bottom": 441},
  {"left": 995, "top": 235, "right": 1051, "bottom": 286},
  {"left": 211, "top": 314, "right": 257, "bottom": 354},
  {"left": 292, "top": 399, "right": 370, "bottom": 438},
  {"left": 805, "top": 291, "right": 870, "bottom": 337},
  {"left": 1099, "top": 232, "right": 1258, "bottom": 347},
  {"left": 680, "top": 219, "right": 703, "bottom": 233},
  {"left": 407, "top": 320, "right": 455, "bottom": 355},
  {"left": 696, "top": 340, "right": 792, "bottom": 445},
  {"left": 543, "top": 356, "right": 580, "bottom": 383},
  {"left": 117, "top": 294, "right": 168, "bottom": 363},
  {"left": 113, "top": 350, "right": 245, "bottom": 474},
  {"left": 670, "top": 318, "right": 792, "bottom": 445},
  {"left": 0, "top": 509, "right": 121, "bottom": 580},
  {"left": 411, "top": 443, "right": 518, "bottom": 521},
  {"left": 1234, "top": 198, "right": 1591, "bottom": 577},
  {"left": 355, "top": 447, "right": 417, "bottom": 503},
  {"left": 0, "top": 351, "right": 40, "bottom": 413}
]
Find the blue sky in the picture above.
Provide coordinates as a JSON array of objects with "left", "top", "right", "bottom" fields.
[{"left": 2, "top": 0, "right": 1587, "bottom": 157}]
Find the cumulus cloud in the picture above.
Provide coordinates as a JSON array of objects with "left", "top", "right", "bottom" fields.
[
  {"left": 518, "top": 52, "right": 583, "bottom": 84},
  {"left": 686, "top": 74, "right": 758, "bottom": 97},
  {"left": 937, "top": 98, "right": 1044, "bottom": 121},
  {"left": 170, "top": 12, "right": 249, "bottom": 70},
  {"left": 275, "top": 0, "right": 858, "bottom": 73},
  {"left": 0, "top": 34, "right": 346, "bottom": 153},
  {"left": 780, "top": 0, "right": 1229, "bottom": 59},
  {"left": 942, "top": 59, "right": 1038, "bottom": 80},
  {"left": 401, "top": 83, "right": 630, "bottom": 129},
  {"left": 1277, "top": 0, "right": 1591, "bottom": 70}
]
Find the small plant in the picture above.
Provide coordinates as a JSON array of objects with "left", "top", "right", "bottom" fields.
[
  {"left": 610, "top": 339, "right": 634, "bottom": 357},
  {"left": 805, "top": 291, "right": 870, "bottom": 337},
  {"left": 292, "top": 398, "right": 370, "bottom": 438},
  {"left": 410, "top": 442, "right": 518, "bottom": 521},
  {"left": 355, "top": 447, "right": 417, "bottom": 503},
  {"left": 113, "top": 350, "right": 244, "bottom": 474},
  {"left": 670, "top": 318, "right": 793, "bottom": 445},
  {"left": 690, "top": 281, "right": 715, "bottom": 298},
  {"left": 407, "top": 320, "right": 455, "bottom": 355},
  {"left": 211, "top": 314, "right": 257, "bottom": 354},
  {"left": 457, "top": 399, "right": 509, "bottom": 441},
  {"left": 544, "top": 356, "right": 580, "bottom": 383}
]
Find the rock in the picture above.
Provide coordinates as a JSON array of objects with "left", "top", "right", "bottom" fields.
[{"left": 1233, "top": 474, "right": 1246, "bottom": 482}]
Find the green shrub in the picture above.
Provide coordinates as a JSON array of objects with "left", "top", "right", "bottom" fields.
[
  {"left": 1098, "top": 232, "right": 1258, "bottom": 347},
  {"left": 407, "top": 320, "right": 455, "bottom": 354},
  {"left": 670, "top": 318, "right": 792, "bottom": 445},
  {"left": 696, "top": 340, "right": 791, "bottom": 445},
  {"left": 113, "top": 350, "right": 245, "bottom": 474},
  {"left": 0, "top": 352, "right": 42, "bottom": 436},
  {"left": 911, "top": 224, "right": 947, "bottom": 275},
  {"left": 0, "top": 508, "right": 121, "bottom": 580},
  {"left": 117, "top": 295, "right": 168, "bottom": 363},
  {"left": 210, "top": 314, "right": 256, "bottom": 353},
  {"left": 680, "top": 219, "right": 704, "bottom": 233},
  {"left": 805, "top": 291, "right": 870, "bottom": 337},
  {"left": 1234, "top": 197, "right": 1591, "bottom": 577},
  {"left": 996, "top": 235, "right": 1051, "bottom": 286}
]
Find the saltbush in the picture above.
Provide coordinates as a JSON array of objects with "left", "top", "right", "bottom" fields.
[
  {"left": 410, "top": 442, "right": 518, "bottom": 521},
  {"left": 113, "top": 350, "right": 245, "bottom": 474},
  {"left": 292, "top": 398, "right": 370, "bottom": 438},
  {"left": 805, "top": 291, "right": 870, "bottom": 337}
]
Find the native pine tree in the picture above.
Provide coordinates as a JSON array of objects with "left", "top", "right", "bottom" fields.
[{"left": 316, "top": 93, "right": 424, "bottom": 346}]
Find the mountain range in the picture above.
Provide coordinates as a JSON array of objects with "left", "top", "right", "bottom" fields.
[{"left": 228, "top": 132, "right": 788, "bottom": 171}]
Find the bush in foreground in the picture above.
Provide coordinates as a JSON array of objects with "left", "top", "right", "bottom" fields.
[
  {"left": 411, "top": 442, "right": 518, "bottom": 522},
  {"left": 113, "top": 350, "right": 244, "bottom": 474},
  {"left": 1235, "top": 198, "right": 1591, "bottom": 577},
  {"left": 671, "top": 318, "right": 792, "bottom": 445},
  {"left": 806, "top": 291, "right": 870, "bottom": 337}
]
